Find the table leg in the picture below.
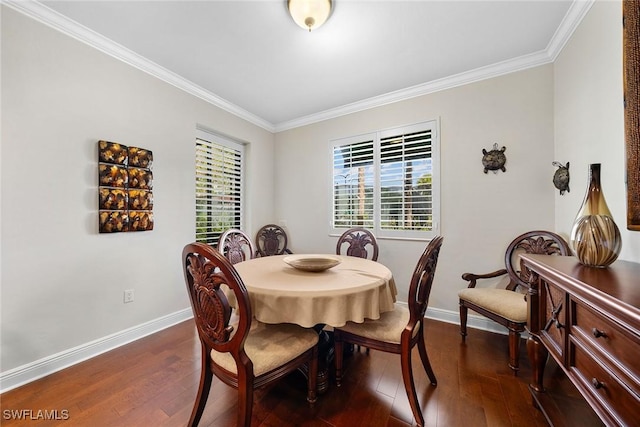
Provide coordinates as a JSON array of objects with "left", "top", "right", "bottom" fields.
[
  {"left": 311, "top": 326, "right": 354, "bottom": 394},
  {"left": 316, "top": 328, "right": 333, "bottom": 394}
]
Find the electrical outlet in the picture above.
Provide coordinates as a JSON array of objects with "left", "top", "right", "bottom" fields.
[{"left": 124, "top": 289, "right": 134, "bottom": 303}]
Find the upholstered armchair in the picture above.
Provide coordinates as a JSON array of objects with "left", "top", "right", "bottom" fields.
[{"left": 458, "top": 230, "right": 571, "bottom": 373}]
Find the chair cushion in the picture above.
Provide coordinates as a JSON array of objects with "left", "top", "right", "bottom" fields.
[
  {"left": 336, "top": 305, "right": 418, "bottom": 344},
  {"left": 211, "top": 321, "right": 318, "bottom": 376},
  {"left": 458, "top": 288, "right": 527, "bottom": 322}
]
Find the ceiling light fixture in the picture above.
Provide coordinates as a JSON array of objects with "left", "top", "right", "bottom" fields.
[{"left": 287, "top": 0, "right": 333, "bottom": 32}]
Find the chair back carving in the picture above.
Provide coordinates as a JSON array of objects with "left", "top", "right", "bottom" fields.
[
  {"left": 218, "top": 229, "right": 256, "bottom": 265},
  {"left": 407, "top": 236, "right": 444, "bottom": 333},
  {"left": 255, "top": 224, "right": 291, "bottom": 256},
  {"left": 504, "top": 231, "right": 571, "bottom": 291},
  {"left": 182, "top": 242, "right": 252, "bottom": 363},
  {"left": 336, "top": 227, "right": 379, "bottom": 261}
]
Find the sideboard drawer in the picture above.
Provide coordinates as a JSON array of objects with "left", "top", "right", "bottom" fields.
[
  {"left": 570, "top": 337, "right": 640, "bottom": 426},
  {"left": 571, "top": 298, "right": 640, "bottom": 393}
]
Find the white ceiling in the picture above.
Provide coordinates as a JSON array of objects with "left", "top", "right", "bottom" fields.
[{"left": 21, "top": 1, "right": 589, "bottom": 131}]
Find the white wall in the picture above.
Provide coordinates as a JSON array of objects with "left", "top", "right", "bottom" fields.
[
  {"left": 274, "top": 65, "right": 557, "bottom": 315},
  {"left": 0, "top": 7, "right": 275, "bottom": 373},
  {"left": 554, "top": 0, "right": 640, "bottom": 261}
]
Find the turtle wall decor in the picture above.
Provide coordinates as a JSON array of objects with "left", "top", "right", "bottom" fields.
[
  {"left": 552, "top": 161, "right": 570, "bottom": 195},
  {"left": 481, "top": 143, "right": 507, "bottom": 173}
]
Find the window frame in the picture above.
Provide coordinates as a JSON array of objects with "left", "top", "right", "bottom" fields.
[
  {"left": 329, "top": 120, "right": 440, "bottom": 241},
  {"left": 195, "top": 128, "right": 245, "bottom": 245}
]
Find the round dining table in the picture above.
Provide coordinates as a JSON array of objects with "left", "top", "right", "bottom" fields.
[{"left": 234, "top": 254, "right": 397, "bottom": 328}]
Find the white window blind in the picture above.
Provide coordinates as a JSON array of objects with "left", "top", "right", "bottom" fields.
[
  {"left": 195, "top": 130, "right": 244, "bottom": 245},
  {"left": 331, "top": 120, "right": 439, "bottom": 240},
  {"left": 332, "top": 137, "right": 374, "bottom": 229}
]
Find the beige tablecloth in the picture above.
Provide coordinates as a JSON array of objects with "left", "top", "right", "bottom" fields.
[{"left": 233, "top": 255, "right": 397, "bottom": 328}]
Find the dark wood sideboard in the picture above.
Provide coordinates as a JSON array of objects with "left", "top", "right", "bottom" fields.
[{"left": 520, "top": 254, "right": 640, "bottom": 426}]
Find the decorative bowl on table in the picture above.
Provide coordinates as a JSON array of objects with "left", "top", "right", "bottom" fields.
[{"left": 283, "top": 255, "right": 341, "bottom": 272}]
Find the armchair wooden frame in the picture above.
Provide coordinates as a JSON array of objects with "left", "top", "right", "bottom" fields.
[{"left": 458, "top": 230, "right": 571, "bottom": 373}]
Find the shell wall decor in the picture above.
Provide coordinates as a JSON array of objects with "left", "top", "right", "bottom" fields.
[
  {"left": 481, "top": 143, "right": 507, "bottom": 173},
  {"left": 98, "top": 140, "right": 154, "bottom": 233},
  {"left": 552, "top": 161, "right": 570, "bottom": 195}
]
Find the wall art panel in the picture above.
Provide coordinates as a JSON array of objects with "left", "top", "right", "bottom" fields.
[{"left": 98, "top": 140, "right": 154, "bottom": 233}]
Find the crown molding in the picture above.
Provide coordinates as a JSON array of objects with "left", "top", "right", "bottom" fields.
[
  {"left": 546, "top": 0, "right": 595, "bottom": 61},
  {"left": 274, "top": 49, "right": 553, "bottom": 132},
  {"left": 2, "top": 0, "right": 276, "bottom": 133},
  {"left": 5, "top": 0, "right": 593, "bottom": 134}
]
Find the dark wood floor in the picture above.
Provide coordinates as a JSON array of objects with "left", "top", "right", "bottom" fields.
[{"left": 1, "top": 319, "right": 601, "bottom": 426}]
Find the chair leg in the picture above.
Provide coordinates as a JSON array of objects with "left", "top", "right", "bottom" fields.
[
  {"left": 307, "top": 346, "right": 318, "bottom": 404},
  {"left": 401, "top": 349, "right": 425, "bottom": 427},
  {"left": 508, "top": 329, "right": 521, "bottom": 374},
  {"left": 236, "top": 369, "right": 254, "bottom": 427},
  {"left": 334, "top": 332, "right": 344, "bottom": 387},
  {"left": 188, "top": 348, "right": 214, "bottom": 427},
  {"left": 459, "top": 301, "right": 468, "bottom": 341},
  {"left": 417, "top": 334, "right": 437, "bottom": 386}
]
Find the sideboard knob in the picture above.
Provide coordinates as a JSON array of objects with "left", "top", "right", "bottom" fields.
[
  {"left": 591, "top": 378, "right": 604, "bottom": 389},
  {"left": 592, "top": 328, "right": 607, "bottom": 338}
]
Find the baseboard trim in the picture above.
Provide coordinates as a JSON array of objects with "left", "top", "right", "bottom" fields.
[
  {"left": 0, "top": 308, "right": 193, "bottom": 393},
  {"left": 0, "top": 306, "right": 515, "bottom": 393},
  {"left": 425, "top": 306, "right": 510, "bottom": 335}
]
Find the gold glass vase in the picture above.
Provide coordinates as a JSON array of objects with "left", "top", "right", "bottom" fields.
[{"left": 570, "top": 163, "right": 622, "bottom": 267}]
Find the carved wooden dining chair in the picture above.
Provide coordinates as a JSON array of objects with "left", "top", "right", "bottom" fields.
[
  {"left": 334, "top": 236, "right": 443, "bottom": 427},
  {"left": 336, "top": 227, "right": 379, "bottom": 261},
  {"left": 335, "top": 227, "right": 380, "bottom": 352},
  {"left": 182, "top": 242, "right": 319, "bottom": 427},
  {"left": 458, "top": 230, "right": 571, "bottom": 373},
  {"left": 255, "top": 224, "right": 292, "bottom": 257},
  {"left": 217, "top": 228, "right": 255, "bottom": 264}
]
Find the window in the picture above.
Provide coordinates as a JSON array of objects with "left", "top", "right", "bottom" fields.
[
  {"left": 331, "top": 120, "right": 439, "bottom": 240},
  {"left": 195, "top": 129, "right": 244, "bottom": 245}
]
